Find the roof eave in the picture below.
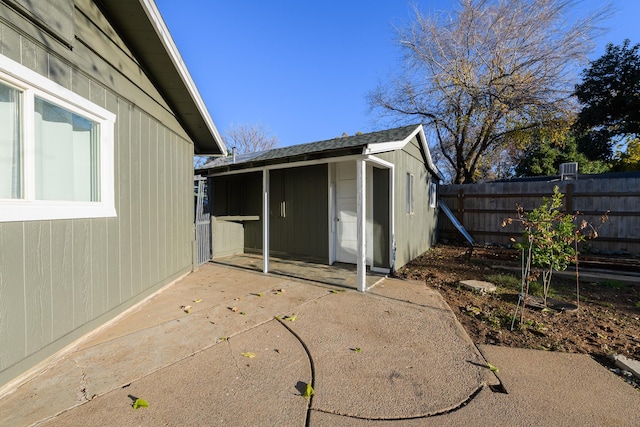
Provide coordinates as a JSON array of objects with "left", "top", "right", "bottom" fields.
[
  {"left": 199, "top": 146, "right": 367, "bottom": 175},
  {"left": 99, "top": 0, "right": 227, "bottom": 156},
  {"left": 365, "top": 125, "right": 442, "bottom": 181},
  {"left": 409, "top": 125, "right": 443, "bottom": 181}
]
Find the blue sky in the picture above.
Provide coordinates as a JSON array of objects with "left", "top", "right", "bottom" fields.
[{"left": 155, "top": 0, "right": 640, "bottom": 150}]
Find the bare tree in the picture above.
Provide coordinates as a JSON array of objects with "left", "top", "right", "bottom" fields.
[
  {"left": 369, "top": 0, "right": 610, "bottom": 183},
  {"left": 224, "top": 122, "right": 279, "bottom": 154},
  {"left": 194, "top": 155, "right": 210, "bottom": 169}
]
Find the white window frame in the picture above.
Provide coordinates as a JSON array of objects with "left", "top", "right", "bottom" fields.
[
  {"left": 429, "top": 182, "right": 437, "bottom": 208},
  {"left": 406, "top": 172, "right": 414, "bottom": 215},
  {"left": 0, "top": 54, "right": 116, "bottom": 222}
]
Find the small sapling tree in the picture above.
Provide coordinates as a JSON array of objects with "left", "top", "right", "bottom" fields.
[{"left": 503, "top": 186, "right": 607, "bottom": 324}]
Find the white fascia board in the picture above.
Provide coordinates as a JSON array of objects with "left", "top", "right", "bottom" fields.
[
  {"left": 413, "top": 125, "right": 443, "bottom": 181},
  {"left": 363, "top": 140, "right": 407, "bottom": 155},
  {"left": 141, "top": 0, "right": 227, "bottom": 156},
  {"left": 204, "top": 154, "right": 368, "bottom": 177},
  {"left": 364, "top": 125, "right": 442, "bottom": 181}
]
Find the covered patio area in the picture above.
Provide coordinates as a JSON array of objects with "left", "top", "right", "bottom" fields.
[{"left": 212, "top": 253, "right": 386, "bottom": 290}]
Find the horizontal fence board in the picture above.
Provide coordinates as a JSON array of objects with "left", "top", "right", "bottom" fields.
[{"left": 439, "top": 177, "right": 640, "bottom": 255}]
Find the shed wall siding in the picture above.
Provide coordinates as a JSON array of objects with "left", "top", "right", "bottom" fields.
[
  {"left": 0, "top": 1, "right": 195, "bottom": 386},
  {"left": 377, "top": 137, "right": 438, "bottom": 269},
  {"left": 268, "top": 165, "right": 329, "bottom": 262}
]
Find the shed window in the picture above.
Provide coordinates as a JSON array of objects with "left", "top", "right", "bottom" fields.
[
  {"left": 0, "top": 54, "right": 116, "bottom": 222},
  {"left": 429, "top": 182, "right": 437, "bottom": 208},
  {"left": 406, "top": 172, "right": 414, "bottom": 214}
]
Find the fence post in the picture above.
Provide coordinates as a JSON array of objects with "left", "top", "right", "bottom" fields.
[
  {"left": 457, "top": 188, "right": 464, "bottom": 225},
  {"left": 565, "top": 183, "right": 574, "bottom": 213}
]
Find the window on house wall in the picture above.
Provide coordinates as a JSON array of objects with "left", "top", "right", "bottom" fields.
[
  {"left": 406, "top": 172, "right": 414, "bottom": 214},
  {"left": 429, "top": 182, "right": 437, "bottom": 208},
  {"left": 0, "top": 81, "right": 21, "bottom": 199},
  {"left": 0, "top": 54, "right": 116, "bottom": 222}
]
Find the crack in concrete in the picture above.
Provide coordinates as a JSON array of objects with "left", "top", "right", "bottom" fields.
[
  {"left": 274, "top": 317, "right": 316, "bottom": 427},
  {"left": 226, "top": 338, "right": 246, "bottom": 380},
  {"left": 72, "top": 359, "right": 92, "bottom": 403},
  {"left": 62, "top": 289, "right": 332, "bottom": 404},
  {"left": 273, "top": 291, "right": 496, "bottom": 424}
]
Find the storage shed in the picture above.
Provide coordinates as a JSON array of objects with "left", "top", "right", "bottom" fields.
[
  {"left": 0, "top": 0, "right": 226, "bottom": 388},
  {"left": 198, "top": 125, "right": 441, "bottom": 291}
]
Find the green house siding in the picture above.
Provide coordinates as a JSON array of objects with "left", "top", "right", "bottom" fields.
[
  {"left": 377, "top": 137, "right": 438, "bottom": 269},
  {"left": 0, "top": 1, "right": 196, "bottom": 386}
]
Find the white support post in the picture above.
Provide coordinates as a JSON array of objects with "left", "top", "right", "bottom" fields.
[
  {"left": 389, "top": 164, "right": 395, "bottom": 273},
  {"left": 263, "top": 169, "right": 270, "bottom": 273},
  {"left": 356, "top": 159, "right": 366, "bottom": 292}
]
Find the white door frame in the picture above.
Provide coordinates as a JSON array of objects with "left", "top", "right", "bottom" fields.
[
  {"left": 366, "top": 156, "right": 395, "bottom": 275},
  {"left": 329, "top": 155, "right": 395, "bottom": 291}
]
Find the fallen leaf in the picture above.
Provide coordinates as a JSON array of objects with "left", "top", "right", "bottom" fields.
[
  {"left": 303, "top": 383, "right": 314, "bottom": 399},
  {"left": 283, "top": 314, "right": 297, "bottom": 322},
  {"left": 132, "top": 398, "right": 148, "bottom": 409},
  {"left": 194, "top": 299, "right": 202, "bottom": 303},
  {"left": 218, "top": 337, "right": 228, "bottom": 342},
  {"left": 240, "top": 311, "right": 246, "bottom": 315},
  {"left": 351, "top": 347, "right": 362, "bottom": 353},
  {"left": 486, "top": 362, "right": 499, "bottom": 373},
  {"left": 241, "top": 352, "right": 256, "bottom": 359}
]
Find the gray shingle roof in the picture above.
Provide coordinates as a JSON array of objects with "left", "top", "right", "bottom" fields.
[{"left": 200, "top": 124, "right": 421, "bottom": 170}]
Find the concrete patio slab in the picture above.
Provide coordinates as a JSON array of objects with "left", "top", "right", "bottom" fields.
[
  {"left": 285, "top": 289, "right": 491, "bottom": 419},
  {"left": 42, "top": 321, "right": 310, "bottom": 426},
  {"left": 476, "top": 345, "right": 640, "bottom": 426},
  {"left": 1, "top": 263, "right": 638, "bottom": 426}
]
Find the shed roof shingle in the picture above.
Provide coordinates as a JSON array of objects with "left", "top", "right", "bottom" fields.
[{"left": 201, "top": 124, "right": 422, "bottom": 170}]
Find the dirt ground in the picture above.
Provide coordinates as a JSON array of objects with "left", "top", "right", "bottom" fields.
[{"left": 397, "top": 244, "right": 640, "bottom": 388}]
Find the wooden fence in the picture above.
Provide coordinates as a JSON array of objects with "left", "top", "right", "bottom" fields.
[{"left": 438, "top": 174, "right": 640, "bottom": 255}]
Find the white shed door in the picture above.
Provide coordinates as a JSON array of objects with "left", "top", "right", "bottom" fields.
[{"left": 335, "top": 162, "right": 357, "bottom": 264}]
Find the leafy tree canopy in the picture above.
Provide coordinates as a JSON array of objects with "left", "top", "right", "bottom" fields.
[
  {"left": 574, "top": 40, "right": 640, "bottom": 161},
  {"left": 514, "top": 135, "right": 609, "bottom": 177},
  {"left": 613, "top": 138, "right": 640, "bottom": 171}
]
